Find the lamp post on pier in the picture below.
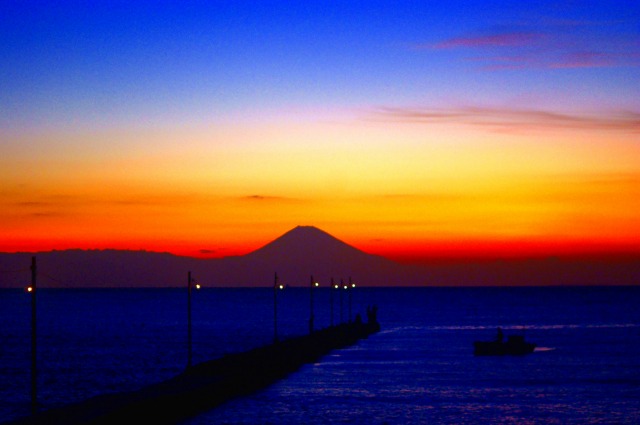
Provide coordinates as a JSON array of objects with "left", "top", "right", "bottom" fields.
[
  {"left": 309, "top": 275, "right": 318, "bottom": 334},
  {"left": 187, "top": 271, "right": 193, "bottom": 368},
  {"left": 273, "top": 272, "right": 283, "bottom": 343},
  {"left": 348, "top": 277, "right": 355, "bottom": 323},
  {"left": 187, "top": 271, "right": 201, "bottom": 369},
  {"left": 340, "top": 279, "right": 345, "bottom": 324},
  {"left": 30, "top": 256, "right": 37, "bottom": 414},
  {"left": 330, "top": 278, "right": 335, "bottom": 326}
]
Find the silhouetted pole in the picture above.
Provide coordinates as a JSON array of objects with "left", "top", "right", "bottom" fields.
[
  {"left": 273, "top": 272, "right": 278, "bottom": 343},
  {"left": 309, "top": 275, "right": 312, "bottom": 333},
  {"left": 340, "top": 279, "right": 344, "bottom": 324},
  {"left": 30, "top": 256, "right": 37, "bottom": 414},
  {"left": 348, "top": 276, "right": 353, "bottom": 323},
  {"left": 330, "top": 277, "right": 335, "bottom": 326},
  {"left": 187, "top": 271, "right": 192, "bottom": 368}
]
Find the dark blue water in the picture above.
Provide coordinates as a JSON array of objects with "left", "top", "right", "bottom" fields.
[{"left": 1, "top": 287, "right": 639, "bottom": 424}]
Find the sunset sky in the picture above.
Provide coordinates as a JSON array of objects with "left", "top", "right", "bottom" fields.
[{"left": 1, "top": 1, "right": 639, "bottom": 263}]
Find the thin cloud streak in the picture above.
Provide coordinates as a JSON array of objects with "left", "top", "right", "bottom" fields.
[
  {"left": 375, "top": 193, "right": 469, "bottom": 203},
  {"left": 479, "top": 51, "right": 637, "bottom": 70},
  {"left": 550, "top": 51, "right": 616, "bottom": 69},
  {"left": 432, "top": 32, "right": 542, "bottom": 49},
  {"left": 240, "top": 195, "right": 303, "bottom": 203},
  {"left": 371, "top": 106, "right": 640, "bottom": 133},
  {"left": 422, "top": 23, "right": 639, "bottom": 70},
  {"left": 14, "top": 201, "right": 53, "bottom": 208}
]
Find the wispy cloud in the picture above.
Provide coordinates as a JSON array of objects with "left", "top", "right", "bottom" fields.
[
  {"left": 9, "top": 201, "right": 66, "bottom": 219},
  {"left": 432, "top": 32, "right": 542, "bottom": 49},
  {"left": 478, "top": 50, "right": 635, "bottom": 70},
  {"left": 112, "top": 194, "right": 204, "bottom": 207},
  {"left": 242, "top": 195, "right": 285, "bottom": 201},
  {"left": 371, "top": 106, "right": 640, "bottom": 133},
  {"left": 422, "top": 23, "right": 639, "bottom": 70},
  {"left": 8, "top": 199, "right": 72, "bottom": 219},
  {"left": 239, "top": 195, "right": 303, "bottom": 203},
  {"left": 28, "top": 211, "right": 63, "bottom": 218},
  {"left": 376, "top": 193, "right": 467, "bottom": 202},
  {"left": 15, "top": 201, "right": 54, "bottom": 208},
  {"left": 6, "top": 193, "right": 208, "bottom": 219},
  {"left": 549, "top": 51, "right": 616, "bottom": 69}
]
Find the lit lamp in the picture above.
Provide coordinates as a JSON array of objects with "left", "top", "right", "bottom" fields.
[
  {"left": 329, "top": 278, "right": 336, "bottom": 327},
  {"left": 309, "top": 276, "right": 320, "bottom": 334},
  {"left": 187, "top": 271, "right": 201, "bottom": 369},
  {"left": 348, "top": 277, "right": 355, "bottom": 323},
  {"left": 273, "top": 273, "right": 284, "bottom": 343},
  {"left": 29, "top": 257, "right": 37, "bottom": 413},
  {"left": 340, "top": 279, "right": 345, "bottom": 324}
]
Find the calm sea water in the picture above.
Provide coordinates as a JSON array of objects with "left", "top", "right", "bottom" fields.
[{"left": 1, "top": 286, "right": 639, "bottom": 424}]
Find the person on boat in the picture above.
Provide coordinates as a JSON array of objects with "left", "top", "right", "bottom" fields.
[
  {"left": 366, "top": 305, "right": 378, "bottom": 325},
  {"left": 496, "top": 327, "right": 504, "bottom": 343}
]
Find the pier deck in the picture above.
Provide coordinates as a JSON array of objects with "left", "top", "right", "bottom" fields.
[{"left": 7, "top": 320, "right": 380, "bottom": 425}]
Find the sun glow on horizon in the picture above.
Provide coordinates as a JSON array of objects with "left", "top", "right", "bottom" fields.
[{"left": 1, "top": 1, "right": 639, "bottom": 263}]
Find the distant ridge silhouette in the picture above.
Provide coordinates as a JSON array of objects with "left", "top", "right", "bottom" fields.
[
  {"left": 0, "top": 226, "right": 638, "bottom": 287},
  {"left": 0, "top": 226, "right": 404, "bottom": 287}
]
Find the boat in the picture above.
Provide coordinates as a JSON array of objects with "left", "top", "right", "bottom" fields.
[{"left": 473, "top": 334, "right": 536, "bottom": 356}]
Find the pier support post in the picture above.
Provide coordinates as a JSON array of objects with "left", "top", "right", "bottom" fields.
[
  {"left": 30, "top": 256, "right": 37, "bottom": 414},
  {"left": 330, "top": 278, "right": 335, "bottom": 326},
  {"left": 273, "top": 272, "right": 278, "bottom": 343},
  {"left": 340, "top": 279, "right": 344, "bottom": 324},
  {"left": 348, "top": 277, "right": 353, "bottom": 323},
  {"left": 309, "top": 275, "right": 315, "bottom": 334},
  {"left": 187, "top": 271, "right": 193, "bottom": 368}
]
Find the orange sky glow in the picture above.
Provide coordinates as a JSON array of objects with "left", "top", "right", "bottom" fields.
[
  {"left": 1, "top": 2, "right": 639, "bottom": 264},
  {"left": 2, "top": 116, "right": 638, "bottom": 262}
]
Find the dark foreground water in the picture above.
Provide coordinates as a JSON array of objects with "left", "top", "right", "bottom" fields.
[{"left": 1, "top": 286, "right": 639, "bottom": 424}]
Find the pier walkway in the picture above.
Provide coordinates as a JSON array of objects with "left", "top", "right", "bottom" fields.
[{"left": 7, "top": 318, "right": 380, "bottom": 425}]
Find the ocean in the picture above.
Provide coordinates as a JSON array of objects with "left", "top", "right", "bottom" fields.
[{"left": 1, "top": 286, "right": 639, "bottom": 424}]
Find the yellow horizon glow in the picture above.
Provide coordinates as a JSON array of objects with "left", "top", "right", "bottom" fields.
[{"left": 1, "top": 113, "right": 639, "bottom": 260}]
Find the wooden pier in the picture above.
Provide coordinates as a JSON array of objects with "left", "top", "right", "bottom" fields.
[{"left": 7, "top": 318, "right": 380, "bottom": 425}]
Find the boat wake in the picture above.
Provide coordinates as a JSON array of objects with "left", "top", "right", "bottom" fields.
[
  {"left": 534, "top": 347, "right": 556, "bottom": 352},
  {"left": 533, "top": 347, "right": 556, "bottom": 351},
  {"left": 426, "top": 323, "right": 639, "bottom": 331}
]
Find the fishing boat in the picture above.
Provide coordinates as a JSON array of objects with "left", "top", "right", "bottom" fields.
[{"left": 474, "top": 334, "right": 536, "bottom": 356}]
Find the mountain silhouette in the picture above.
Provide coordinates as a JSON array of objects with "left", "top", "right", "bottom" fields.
[
  {"left": 248, "top": 226, "right": 362, "bottom": 262},
  {"left": 0, "top": 226, "right": 406, "bottom": 288},
  {"left": 1, "top": 226, "right": 638, "bottom": 287},
  {"left": 239, "top": 225, "right": 404, "bottom": 286}
]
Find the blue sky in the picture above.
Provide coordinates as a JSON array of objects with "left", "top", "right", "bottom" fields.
[
  {"left": 1, "top": 1, "right": 639, "bottom": 259},
  {"left": 2, "top": 1, "right": 638, "bottom": 131}
]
